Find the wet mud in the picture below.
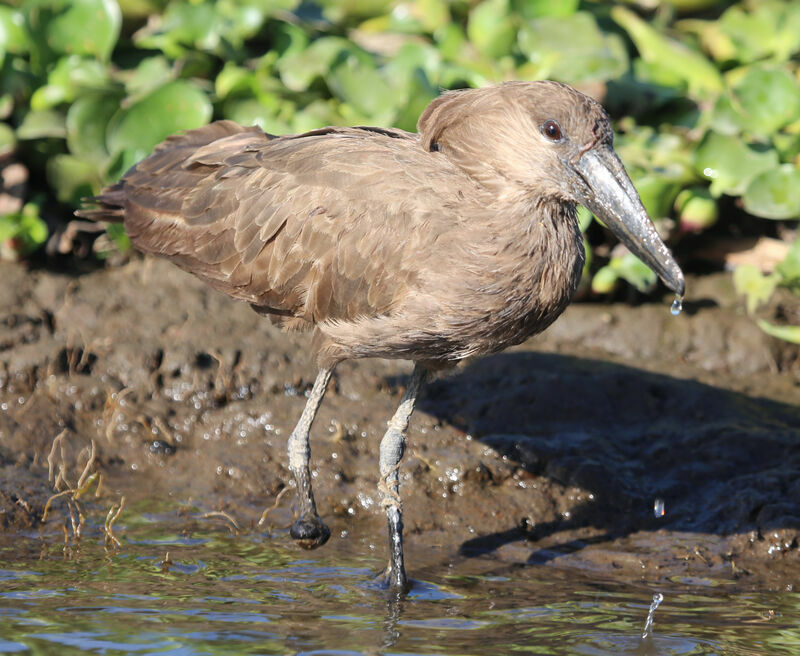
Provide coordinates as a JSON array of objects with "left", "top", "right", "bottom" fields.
[{"left": 0, "top": 257, "right": 798, "bottom": 588}]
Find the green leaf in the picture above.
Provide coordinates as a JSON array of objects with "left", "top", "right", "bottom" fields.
[
  {"left": 42, "top": 0, "right": 120, "bottom": 61},
  {"left": 591, "top": 264, "right": 619, "bottom": 294},
  {"left": 733, "top": 264, "right": 778, "bottom": 314},
  {"left": 719, "top": 4, "right": 779, "bottom": 63},
  {"left": 513, "top": 0, "right": 578, "bottom": 19},
  {"left": 215, "top": 63, "right": 255, "bottom": 101},
  {"left": 107, "top": 80, "right": 212, "bottom": 174},
  {"left": 719, "top": 2, "right": 800, "bottom": 64},
  {"left": 675, "top": 187, "right": 718, "bottom": 232},
  {"left": 757, "top": 320, "right": 800, "bottom": 344},
  {"left": 46, "top": 153, "right": 101, "bottom": 203},
  {"left": 776, "top": 237, "right": 800, "bottom": 287},
  {"left": 408, "top": 0, "right": 450, "bottom": 33},
  {"left": 360, "top": 0, "right": 449, "bottom": 34},
  {"left": 0, "top": 123, "right": 16, "bottom": 157},
  {"left": 291, "top": 99, "right": 339, "bottom": 133},
  {"left": 709, "top": 93, "right": 746, "bottom": 136},
  {"left": 0, "top": 6, "right": 28, "bottom": 56},
  {"left": 326, "top": 51, "right": 394, "bottom": 123},
  {"left": 278, "top": 36, "right": 351, "bottom": 92},
  {"left": 435, "top": 23, "right": 467, "bottom": 60},
  {"left": 30, "top": 55, "right": 109, "bottom": 110},
  {"left": 133, "top": 0, "right": 268, "bottom": 57},
  {"left": 132, "top": 2, "right": 216, "bottom": 57},
  {"left": 222, "top": 97, "right": 291, "bottom": 134},
  {"left": 124, "top": 56, "right": 175, "bottom": 98},
  {"left": 693, "top": 131, "right": 779, "bottom": 197},
  {"left": 772, "top": 132, "right": 800, "bottom": 163},
  {"left": 518, "top": 12, "right": 628, "bottom": 84},
  {"left": 592, "top": 252, "right": 658, "bottom": 295},
  {"left": 0, "top": 202, "right": 48, "bottom": 259},
  {"left": 0, "top": 95, "right": 12, "bottom": 122},
  {"left": 729, "top": 67, "right": 800, "bottom": 138},
  {"left": 742, "top": 165, "right": 800, "bottom": 220},
  {"left": 269, "top": 20, "right": 309, "bottom": 59},
  {"left": 383, "top": 41, "right": 441, "bottom": 91},
  {"left": 16, "top": 109, "right": 66, "bottom": 139},
  {"left": 632, "top": 175, "right": 681, "bottom": 221},
  {"left": 576, "top": 206, "right": 593, "bottom": 233},
  {"left": 676, "top": 17, "right": 736, "bottom": 63},
  {"left": 611, "top": 5, "right": 722, "bottom": 100},
  {"left": 468, "top": 0, "right": 517, "bottom": 59},
  {"left": 615, "top": 124, "right": 694, "bottom": 184},
  {"left": 104, "top": 222, "right": 131, "bottom": 254},
  {"left": 611, "top": 252, "right": 657, "bottom": 293},
  {"left": 631, "top": 58, "right": 687, "bottom": 91},
  {"left": 391, "top": 67, "right": 438, "bottom": 132},
  {"left": 65, "top": 92, "right": 121, "bottom": 166},
  {"left": 316, "top": 0, "right": 392, "bottom": 23},
  {"left": 383, "top": 43, "right": 440, "bottom": 131}
]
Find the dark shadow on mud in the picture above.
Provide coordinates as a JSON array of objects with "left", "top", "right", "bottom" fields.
[{"left": 415, "top": 352, "right": 800, "bottom": 563}]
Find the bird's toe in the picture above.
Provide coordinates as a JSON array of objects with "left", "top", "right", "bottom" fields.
[{"left": 290, "top": 515, "right": 331, "bottom": 549}]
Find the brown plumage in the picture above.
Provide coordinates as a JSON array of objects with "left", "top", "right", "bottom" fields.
[{"left": 80, "top": 81, "right": 684, "bottom": 590}]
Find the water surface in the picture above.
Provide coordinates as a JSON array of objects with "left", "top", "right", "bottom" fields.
[{"left": 0, "top": 505, "right": 796, "bottom": 655}]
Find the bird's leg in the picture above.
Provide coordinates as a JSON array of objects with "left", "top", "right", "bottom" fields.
[
  {"left": 287, "top": 367, "right": 333, "bottom": 549},
  {"left": 378, "top": 364, "right": 427, "bottom": 590}
]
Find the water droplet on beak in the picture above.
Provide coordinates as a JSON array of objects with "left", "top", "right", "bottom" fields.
[{"left": 670, "top": 297, "right": 683, "bottom": 316}]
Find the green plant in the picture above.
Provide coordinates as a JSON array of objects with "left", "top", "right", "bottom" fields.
[
  {"left": 734, "top": 236, "right": 800, "bottom": 343},
  {"left": 0, "top": 0, "right": 798, "bottom": 338},
  {"left": 0, "top": 199, "right": 48, "bottom": 260}
]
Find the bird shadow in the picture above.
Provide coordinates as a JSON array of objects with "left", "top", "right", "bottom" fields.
[{"left": 411, "top": 351, "right": 800, "bottom": 563}]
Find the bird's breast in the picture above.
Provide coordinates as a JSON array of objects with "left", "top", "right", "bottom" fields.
[
  {"left": 314, "top": 200, "right": 584, "bottom": 367},
  {"left": 427, "top": 205, "right": 585, "bottom": 360}
]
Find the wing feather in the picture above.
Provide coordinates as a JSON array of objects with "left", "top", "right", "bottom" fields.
[{"left": 90, "top": 121, "right": 466, "bottom": 328}]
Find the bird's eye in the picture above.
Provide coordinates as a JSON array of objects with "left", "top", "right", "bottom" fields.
[{"left": 541, "top": 119, "right": 563, "bottom": 141}]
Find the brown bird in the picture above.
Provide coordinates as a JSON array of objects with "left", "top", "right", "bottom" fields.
[{"left": 78, "top": 81, "right": 684, "bottom": 590}]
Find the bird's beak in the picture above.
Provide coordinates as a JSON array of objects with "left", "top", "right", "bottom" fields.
[{"left": 573, "top": 146, "right": 685, "bottom": 296}]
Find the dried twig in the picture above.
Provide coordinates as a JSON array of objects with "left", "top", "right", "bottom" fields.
[
  {"left": 258, "top": 487, "right": 291, "bottom": 527},
  {"left": 104, "top": 496, "right": 126, "bottom": 550},
  {"left": 75, "top": 440, "right": 97, "bottom": 491},
  {"left": 202, "top": 510, "right": 241, "bottom": 534},
  {"left": 160, "top": 551, "right": 173, "bottom": 573},
  {"left": 41, "top": 490, "right": 72, "bottom": 523},
  {"left": 42, "top": 432, "right": 104, "bottom": 548},
  {"left": 46, "top": 430, "right": 68, "bottom": 485},
  {"left": 151, "top": 416, "right": 175, "bottom": 443}
]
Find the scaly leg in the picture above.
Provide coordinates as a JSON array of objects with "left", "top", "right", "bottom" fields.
[
  {"left": 378, "top": 364, "right": 427, "bottom": 590},
  {"left": 287, "top": 367, "right": 333, "bottom": 549}
]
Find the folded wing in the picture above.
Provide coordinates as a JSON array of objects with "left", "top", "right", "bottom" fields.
[{"left": 84, "top": 121, "right": 463, "bottom": 330}]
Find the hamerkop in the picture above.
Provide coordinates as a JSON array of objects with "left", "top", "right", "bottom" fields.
[{"left": 79, "top": 81, "right": 685, "bottom": 590}]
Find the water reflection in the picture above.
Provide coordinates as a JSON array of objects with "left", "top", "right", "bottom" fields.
[{"left": 0, "top": 510, "right": 796, "bottom": 655}]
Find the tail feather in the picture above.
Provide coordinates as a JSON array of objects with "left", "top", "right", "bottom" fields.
[
  {"left": 74, "top": 120, "right": 262, "bottom": 224},
  {"left": 74, "top": 182, "right": 126, "bottom": 222}
]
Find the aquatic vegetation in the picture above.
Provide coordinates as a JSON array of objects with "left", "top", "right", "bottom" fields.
[{"left": 0, "top": 0, "right": 798, "bottom": 337}]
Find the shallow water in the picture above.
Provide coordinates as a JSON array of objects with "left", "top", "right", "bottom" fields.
[{"left": 0, "top": 505, "right": 796, "bottom": 656}]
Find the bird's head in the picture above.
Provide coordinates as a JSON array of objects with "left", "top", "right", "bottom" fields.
[{"left": 418, "top": 81, "right": 685, "bottom": 297}]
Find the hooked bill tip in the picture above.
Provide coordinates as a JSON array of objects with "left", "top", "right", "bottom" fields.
[{"left": 666, "top": 268, "right": 685, "bottom": 297}]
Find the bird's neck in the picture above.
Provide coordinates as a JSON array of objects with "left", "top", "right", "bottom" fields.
[
  {"left": 452, "top": 195, "right": 585, "bottom": 352},
  {"left": 493, "top": 195, "right": 584, "bottom": 306}
]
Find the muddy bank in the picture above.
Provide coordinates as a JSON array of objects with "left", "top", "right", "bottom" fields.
[{"left": 0, "top": 257, "right": 798, "bottom": 588}]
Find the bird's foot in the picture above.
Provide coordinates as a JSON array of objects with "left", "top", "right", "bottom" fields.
[
  {"left": 290, "top": 514, "right": 330, "bottom": 549},
  {"left": 375, "top": 562, "right": 410, "bottom": 593}
]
